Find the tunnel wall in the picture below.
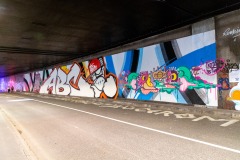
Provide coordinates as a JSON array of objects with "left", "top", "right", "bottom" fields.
[
  {"left": 0, "top": 30, "right": 219, "bottom": 107},
  {"left": 1, "top": 9, "right": 240, "bottom": 110},
  {"left": 215, "top": 9, "right": 240, "bottom": 110}
]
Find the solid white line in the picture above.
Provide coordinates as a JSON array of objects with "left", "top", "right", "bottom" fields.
[
  {"left": 32, "top": 99, "right": 240, "bottom": 154},
  {"left": 8, "top": 99, "right": 34, "bottom": 102}
]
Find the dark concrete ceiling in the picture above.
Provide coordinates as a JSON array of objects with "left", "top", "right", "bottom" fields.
[{"left": 0, "top": 0, "right": 240, "bottom": 77}]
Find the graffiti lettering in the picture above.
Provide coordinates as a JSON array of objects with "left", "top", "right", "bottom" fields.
[
  {"left": 56, "top": 68, "right": 71, "bottom": 95},
  {"left": 223, "top": 27, "right": 240, "bottom": 39},
  {"left": 40, "top": 69, "right": 57, "bottom": 94},
  {"left": 223, "top": 59, "right": 239, "bottom": 73},
  {"left": 201, "top": 58, "right": 226, "bottom": 75},
  {"left": 67, "top": 63, "right": 82, "bottom": 90},
  {"left": 40, "top": 58, "right": 118, "bottom": 99},
  {"left": 201, "top": 58, "right": 239, "bottom": 75}
]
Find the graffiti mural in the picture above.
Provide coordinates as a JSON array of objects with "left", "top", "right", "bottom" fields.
[
  {"left": 118, "top": 65, "right": 217, "bottom": 104},
  {"left": 215, "top": 9, "right": 240, "bottom": 110},
  {"left": 227, "top": 83, "right": 240, "bottom": 110},
  {"left": 218, "top": 73, "right": 230, "bottom": 92},
  {"left": 0, "top": 31, "right": 218, "bottom": 106},
  {"left": 101, "top": 30, "right": 218, "bottom": 106},
  {"left": 0, "top": 74, "right": 28, "bottom": 93},
  {"left": 4, "top": 29, "right": 238, "bottom": 109},
  {"left": 39, "top": 57, "right": 118, "bottom": 99}
]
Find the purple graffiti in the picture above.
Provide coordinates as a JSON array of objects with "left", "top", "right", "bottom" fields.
[
  {"left": 137, "top": 71, "right": 148, "bottom": 86},
  {"left": 201, "top": 58, "right": 226, "bottom": 75}
]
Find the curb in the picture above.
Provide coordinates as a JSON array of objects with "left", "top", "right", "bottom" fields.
[{"left": 15, "top": 92, "right": 240, "bottom": 120}]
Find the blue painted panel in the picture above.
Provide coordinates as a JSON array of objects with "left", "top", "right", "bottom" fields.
[{"left": 167, "top": 43, "right": 216, "bottom": 69}]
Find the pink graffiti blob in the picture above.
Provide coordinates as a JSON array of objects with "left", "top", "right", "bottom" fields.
[
  {"left": 137, "top": 71, "right": 148, "bottom": 86},
  {"left": 130, "top": 79, "right": 137, "bottom": 90},
  {"left": 201, "top": 58, "right": 226, "bottom": 76},
  {"left": 141, "top": 88, "right": 158, "bottom": 95},
  {"left": 179, "top": 78, "right": 196, "bottom": 92}
]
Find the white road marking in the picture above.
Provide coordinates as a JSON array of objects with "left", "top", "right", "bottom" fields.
[
  {"left": 175, "top": 114, "right": 196, "bottom": 119},
  {"left": 8, "top": 99, "right": 34, "bottom": 102},
  {"left": 154, "top": 111, "right": 174, "bottom": 116},
  {"left": 32, "top": 99, "right": 240, "bottom": 154},
  {"left": 99, "top": 104, "right": 239, "bottom": 127},
  {"left": 3, "top": 94, "right": 239, "bottom": 127},
  {"left": 192, "top": 116, "right": 239, "bottom": 127},
  {"left": 220, "top": 120, "right": 239, "bottom": 127}
]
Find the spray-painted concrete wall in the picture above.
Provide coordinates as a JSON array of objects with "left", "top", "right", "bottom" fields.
[
  {"left": 1, "top": 9, "right": 240, "bottom": 110},
  {"left": 0, "top": 30, "right": 219, "bottom": 106},
  {"left": 216, "top": 9, "right": 240, "bottom": 110}
]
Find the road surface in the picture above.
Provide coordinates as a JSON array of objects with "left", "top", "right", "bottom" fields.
[{"left": 0, "top": 93, "right": 240, "bottom": 160}]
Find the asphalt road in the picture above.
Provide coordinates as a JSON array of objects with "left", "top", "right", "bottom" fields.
[{"left": 0, "top": 93, "right": 240, "bottom": 160}]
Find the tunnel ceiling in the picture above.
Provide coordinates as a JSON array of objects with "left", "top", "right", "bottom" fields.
[{"left": 0, "top": 0, "right": 240, "bottom": 77}]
